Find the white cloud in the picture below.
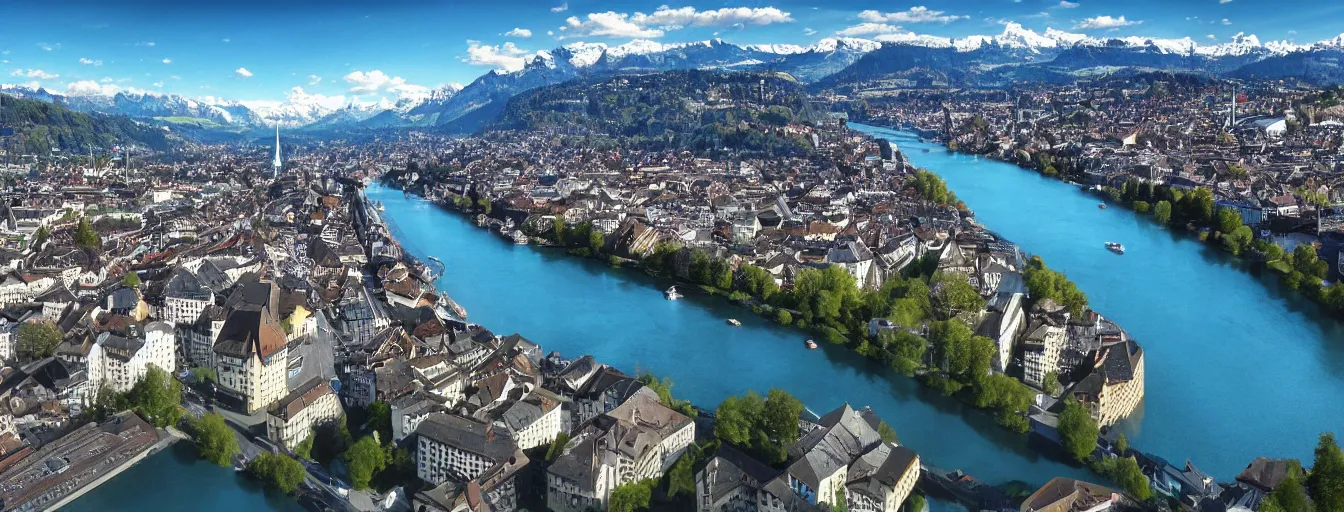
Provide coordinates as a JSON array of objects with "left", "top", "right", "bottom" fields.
[
  {"left": 1207, "top": 34, "right": 1217, "bottom": 40},
  {"left": 162, "top": 58, "right": 172, "bottom": 64},
  {"left": 342, "top": 69, "right": 430, "bottom": 99},
  {"left": 79, "top": 57, "right": 103, "bottom": 66},
  {"left": 136, "top": 41, "right": 155, "bottom": 47},
  {"left": 562, "top": 12, "right": 665, "bottom": 38},
  {"left": 9, "top": 69, "right": 59, "bottom": 79},
  {"left": 629, "top": 6, "right": 793, "bottom": 28},
  {"left": 551, "top": 2, "right": 568, "bottom": 13},
  {"left": 547, "top": 30, "right": 555, "bottom": 36},
  {"left": 37, "top": 42, "right": 60, "bottom": 51},
  {"left": 836, "top": 23, "right": 905, "bottom": 37},
  {"left": 561, "top": 6, "right": 792, "bottom": 39},
  {"left": 64, "top": 80, "right": 124, "bottom": 96},
  {"left": 222, "top": 38, "right": 231, "bottom": 43},
  {"left": 235, "top": 67, "right": 253, "bottom": 77},
  {"left": 170, "top": 75, "right": 181, "bottom": 80},
  {"left": 1219, "top": 0, "right": 1232, "bottom": 3},
  {"left": 1074, "top": 15, "right": 1141, "bottom": 29},
  {"left": 1221, "top": 18, "right": 1232, "bottom": 25},
  {"left": 308, "top": 74, "right": 322, "bottom": 85},
  {"left": 152, "top": 81, "right": 163, "bottom": 87},
  {"left": 461, "top": 41, "right": 532, "bottom": 72},
  {"left": 99, "top": 77, "right": 113, "bottom": 83},
  {"left": 858, "top": 7, "right": 966, "bottom": 24},
  {"left": 803, "top": 27, "right": 817, "bottom": 36},
  {"left": 504, "top": 28, "right": 533, "bottom": 38},
  {"left": 1058, "top": 1, "right": 1079, "bottom": 8}
]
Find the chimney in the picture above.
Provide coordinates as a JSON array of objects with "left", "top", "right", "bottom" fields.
[{"left": 485, "top": 422, "right": 494, "bottom": 444}]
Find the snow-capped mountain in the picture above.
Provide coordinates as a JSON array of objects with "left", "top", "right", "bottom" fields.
[{"left": 6, "top": 28, "right": 1344, "bottom": 133}]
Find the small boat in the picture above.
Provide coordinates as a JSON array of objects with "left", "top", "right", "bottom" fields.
[
  {"left": 1098, "top": 202, "right": 1107, "bottom": 209},
  {"left": 1105, "top": 241, "right": 1125, "bottom": 255},
  {"left": 805, "top": 339, "right": 818, "bottom": 350},
  {"left": 510, "top": 230, "right": 529, "bottom": 245},
  {"left": 374, "top": 201, "right": 385, "bottom": 212},
  {"left": 665, "top": 286, "right": 682, "bottom": 300},
  {"left": 726, "top": 319, "right": 741, "bottom": 327},
  {"left": 922, "top": 148, "right": 931, "bottom": 153}
]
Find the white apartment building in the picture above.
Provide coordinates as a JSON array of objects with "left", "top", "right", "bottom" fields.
[
  {"left": 266, "top": 377, "right": 343, "bottom": 450},
  {"left": 87, "top": 322, "right": 178, "bottom": 394},
  {"left": 415, "top": 413, "right": 521, "bottom": 486}
]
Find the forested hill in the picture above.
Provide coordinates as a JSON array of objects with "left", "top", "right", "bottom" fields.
[
  {"left": 1, "top": 93, "right": 172, "bottom": 154},
  {"left": 485, "top": 70, "right": 820, "bottom": 158}
]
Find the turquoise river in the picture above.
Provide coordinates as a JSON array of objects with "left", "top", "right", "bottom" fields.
[{"left": 66, "top": 125, "right": 1344, "bottom": 510}]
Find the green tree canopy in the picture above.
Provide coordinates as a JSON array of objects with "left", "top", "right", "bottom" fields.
[
  {"left": 122, "top": 272, "right": 141, "bottom": 288},
  {"left": 366, "top": 401, "right": 392, "bottom": 443},
  {"left": 126, "top": 365, "right": 182, "bottom": 428},
  {"left": 343, "top": 436, "right": 387, "bottom": 490},
  {"left": 74, "top": 217, "right": 101, "bottom": 249},
  {"left": 609, "top": 479, "right": 655, "bottom": 512},
  {"left": 1308, "top": 432, "right": 1344, "bottom": 512},
  {"left": 247, "top": 453, "right": 307, "bottom": 493},
  {"left": 195, "top": 412, "right": 239, "bottom": 466},
  {"left": 1057, "top": 398, "right": 1099, "bottom": 462},
  {"left": 17, "top": 321, "right": 62, "bottom": 360},
  {"left": 930, "top": 272, "right": 985, "bottom": 320},
  {"left": 1024, "top": 257, "right": 1088, "bottom": 316},
  {"left": 1153, "top": 200, "right": 1173, "bottom": 225},
  {"left": 712, "top": 389, "right": 802, "bottom": 465}
]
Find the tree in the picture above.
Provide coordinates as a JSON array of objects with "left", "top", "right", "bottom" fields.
[
  {"left": 1043, "top": 371, "right": 1061, "bottom": 396},
  {"left": 1115, "top": 433, "right": 1129, "bottom": 455},
  {"left": 32, "top": 226, "right": 49, "bottom": 249},
  {"left": 740, "top": 265, "right": 779, "bottom": 301},
  {"left": 122, "top": 272, "right": 141, "bottom": 288},
  {"left": 247, "top": 453, "right": 306, "bottom": 493},
  {"left": 832, "top": 487, "right": 848, "bottom": 512},
  {"left": 666, "top": 453, "right": 696, "bottom": 498},
  {"left": 713, "top": 389, "right": 801, "bottom": 465},
  {"left": 1293, "top": 244, "right": 1328, "bottom": 280},
  {"left": 126, "top": 365, "right": 182, "bottom": 428},
  {"left": 546, "top": 432, "right": 570, "bottom": 462},
  {"left": 930, "top": 272, "right": 984, "bottom": 321},
  {"left": 878, "top": 421, "right": 899, "bottom": 443},
  {"left": 190, "top": 367, "right": 217, "bottom": 384},
  {"left": 1262, "top": 462, "right": 1313, "bottom": 512},
  {"left": 343, "top": 436, "right": 387, "bottom": 490},
  {"left": 637, "top": 372, "right": 694, "bottom": 417},
  {"left": 1024, "top": 257, "right": 1088, "bottom": 317},
  {"left": 1057, "top": 398, "right": 1099, "bottom": 462},
  {"left": 1100, "top": 456, "right": 1151, "bottom": 501},
  {"left": 928, "top": 320, "right": 972, "bottom": 375},
  {"left": 366, "top": 401, "right": 392, "bottom": 443},
  {"left": 1153, "top": 200, "right": 1173, "bottom": 225},
  {"left": 294, "top": 432, "right": 315, "bottom": 461},
  {"left": 74, "top": 217, "right": 100, "bottom": 249},
  {"left": 17, "top": 321, "right": 62, "bottom": 360},
  {"left": 775, "top": 309, "right": 792, "bottom": 325},
  {"left": 609, "top": 479, "right": 655, "bottom": 512},
  {"left": 1132, "top": 200, "right": 1150, "bottom": 213},
  {"left": 195, "top": 412, "right": 239, "bottom": 466},
  {"left": 476, "top": 197, "right": 492, "bottom": 215},
  {"left": 1308, "top": 432, "right": 1344, "bottom": 512},
  {"left": 1217, "top": 207, "right": 1244, "bottom": 236},
  {"left": 761, "top": 389, "right": 803, "bottom": 449}
]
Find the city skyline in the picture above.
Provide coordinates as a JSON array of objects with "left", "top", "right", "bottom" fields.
[{"left": 4, "top": 0, "right": 1344, "bottom": 110}]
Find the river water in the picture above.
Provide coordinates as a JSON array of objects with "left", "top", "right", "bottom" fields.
[
  {"left": 849, "top": 123, "right": 1344, "bottom": 476},
  {"left": 70, "top": 124, "right": 1342, "bottom": 509}
]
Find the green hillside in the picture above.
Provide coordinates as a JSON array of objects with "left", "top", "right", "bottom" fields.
[{"left": 0, "top": 93, "right": 172, "bottom": 154}]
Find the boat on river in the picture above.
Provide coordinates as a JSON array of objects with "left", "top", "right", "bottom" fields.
[
  {"left": 1106, "top": 241, "right": 1125, "bottom": 255},
  {"left": 805, "top": 339, "right": 818, "bottom": 350},
  {"left": 1098, "top": 202, "right": 1107, "bottom": 209},
  {"left": 509, "top": 230, "right": 529, "bottom": 245},
  {"left": 726, "top": 319, "right": 741, "bottom": 327},
  {"left": 665, "top": 286, "right": 682, "bottom": 300}
]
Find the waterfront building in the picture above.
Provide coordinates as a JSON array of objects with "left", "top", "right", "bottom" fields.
[
  {"left": 488, "top": 387, "right": 564, "bottom": 450},
  {"left": 1067, "top": 340, "right": 1145, "bottom": 427},
  {"left": 266, "top": 377, "right": 342, "bottom": 451},
  {"left": 548, "top": 392, "right": 694, "bottom": 512},
  {"left": 414, "top": 413, "right": 522, "bottom": 486},
  {"left": 0, "top": 412, "right": 160, "bottom": 511},
  {"left": 697, "top": 444, "right": 826, "bottom": 512},
  {"left": 1021, "top": 321, "right": 1066, "bottom": 390},
  {"left": 1019, "top": 477, "right": 1121, "bottom": 511},
  {"left": 213, "top": 281, "right": 289, "bottom": 413},
  {"left": 86, "top": 322, "right": 176, "bottom": 394}
]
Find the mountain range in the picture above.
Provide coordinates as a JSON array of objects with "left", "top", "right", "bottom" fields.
[{"left": 4, "top": 25, "right": 1344, "bottom": 135}]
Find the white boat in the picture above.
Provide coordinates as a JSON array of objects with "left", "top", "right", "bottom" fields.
[
  {"left": 1098, "top": 202, "right": 1107, "bottom": 209},
  {"left": 510, "top": 230, "right": 529, "bottom": 245},
  {"left": 726, "top": 319, "right": 741, "bottom": 327},
  {"left": 805, "top": 339, "right": 818, "bottom": 350},
  {"left": 665, "top": 286, "right": 682, "bottom": 300},
  {"left": 1105, "top": 241, "right": 1125, "bottom": 255}
]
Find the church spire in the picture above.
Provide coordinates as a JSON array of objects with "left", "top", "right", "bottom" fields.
[{"left": 272, "top": 124, "right": 282, "bottom": 176}]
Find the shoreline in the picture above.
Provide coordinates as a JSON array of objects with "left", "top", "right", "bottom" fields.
[
  {"left": 45, "top": 428, "right": 182, "bottom": 512},
  {"left": 854, "top": 117, "right": 1341, "bottom": 324},
  {"left": 370, "top": 166, "right": 1170, "bottom": 491}
]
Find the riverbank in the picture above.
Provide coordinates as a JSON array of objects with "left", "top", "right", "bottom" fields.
[{"left": 863, "top": 116, "right": 1344, "bottom": 322}]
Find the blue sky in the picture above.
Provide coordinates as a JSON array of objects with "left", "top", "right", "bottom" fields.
[{"left": 3, "top": 0, "right": 1343, "bottom": 106}]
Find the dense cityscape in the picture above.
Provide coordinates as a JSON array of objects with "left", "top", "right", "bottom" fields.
[{"left": 2, "top": 1, "right": 1344, "bottom": 512}]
